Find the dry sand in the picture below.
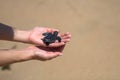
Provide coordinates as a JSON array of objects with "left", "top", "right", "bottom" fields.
[{"left": 0, "top": 0, "right": 120, "bottom": 80}]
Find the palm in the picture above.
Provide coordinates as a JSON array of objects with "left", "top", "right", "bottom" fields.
[{"left": 29, "top": 27, "right": 49, "bottom": 46}]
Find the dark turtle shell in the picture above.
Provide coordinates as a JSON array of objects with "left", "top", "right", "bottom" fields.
[{"left": 42, "top": 31, "right": 61, "bottom": 46}]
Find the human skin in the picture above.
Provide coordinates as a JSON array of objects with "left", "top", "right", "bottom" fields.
[
  {"left": 0, "top": 45, "right": 65, "bottom": 66},
  {"left": 0, "top": 23, "right": 71, "bottom": 66}
]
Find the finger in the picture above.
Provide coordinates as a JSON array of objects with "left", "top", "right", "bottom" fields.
[
  {"left": 61, "top": 32, "right": 70, "bottom": 37},
  {"left": 47, "top": 52, "right": 61, "bottom": 60},
  {"left": 49, "top": 42, "right": 65, "bottom": 47},
  {"left": 62, "top": 39, "right": 71, "bottom": 43},
  {"left": 61, "top": 34, "right": 71, "bottom": 39}
]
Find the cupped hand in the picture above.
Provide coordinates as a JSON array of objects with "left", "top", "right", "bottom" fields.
[
  {"left": 28, "top": 27, "right": 71, "bottom": 47},
  {"left": 27, "top": 45, "right": 65, "bottom": 61}
]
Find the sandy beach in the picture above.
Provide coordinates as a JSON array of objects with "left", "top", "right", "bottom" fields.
[{"left": 0, "top": 0, "right": 120, "bottom": 80}]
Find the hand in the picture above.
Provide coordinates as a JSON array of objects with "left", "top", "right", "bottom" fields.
[
  {"left": 26, "top": 45, "right": 65, "bottom": 61},
  {"left": 28, "top": 27, "right": 71, "bottom": 47},
  {"left": 0, "top": 45, "right": 65, "bottom": 66}
]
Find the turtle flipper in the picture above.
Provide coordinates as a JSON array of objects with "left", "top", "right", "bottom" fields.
[
  {"left": 45, "top": 42, "right": 50, "bottom": 46},
  {"left": 42, "top": 32, "right": 52, "bottom": 36},
  {"left": 56, "top": 37, "right": 61, "bottom": 42}
]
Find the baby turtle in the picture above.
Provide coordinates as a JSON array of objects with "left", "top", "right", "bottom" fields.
[{"left": 41, "top": 31, "right": 61, "bottom": 46}]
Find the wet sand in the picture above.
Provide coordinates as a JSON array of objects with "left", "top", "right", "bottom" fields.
[{"left": 0, "top": 0, "right": 120, "bottom": 80}]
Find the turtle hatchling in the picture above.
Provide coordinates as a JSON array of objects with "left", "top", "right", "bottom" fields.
[{"left": 41, "top": 31, "right": 61, "bottom": 46}]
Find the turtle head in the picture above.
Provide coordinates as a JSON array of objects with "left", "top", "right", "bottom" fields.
[{"left": 53, "top": 31, "right": 58, "bottom": 36}]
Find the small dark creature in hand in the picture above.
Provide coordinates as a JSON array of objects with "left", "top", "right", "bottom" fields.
[{"left": 42, "top": 31, "right": 61, "bottom": 46}]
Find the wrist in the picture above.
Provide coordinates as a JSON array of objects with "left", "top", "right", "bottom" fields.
[
  {"left": 14, "top": 29, "right": 31, "bottom": 43},
  {"left": 14, "top": 49, "right": 34, "bottom": 62}
]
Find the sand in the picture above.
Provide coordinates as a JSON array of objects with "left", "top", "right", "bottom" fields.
[{"left": 0, "top": 0, "right": 120, "bottom": 80}]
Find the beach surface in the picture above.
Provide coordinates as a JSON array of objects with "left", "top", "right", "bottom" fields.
[{"left": 0, "top": 0, "right": 120, "bottom": 80}]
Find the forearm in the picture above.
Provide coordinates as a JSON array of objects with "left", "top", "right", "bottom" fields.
[
  {"left": 0, "top": 23, "right": 31, "bottom": 43},
  {"left": 0, "top": 49, "right": 32, "bottom": 66},
  {"left": 13, "top": 29, "right": 31, "bottom": 43}
]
